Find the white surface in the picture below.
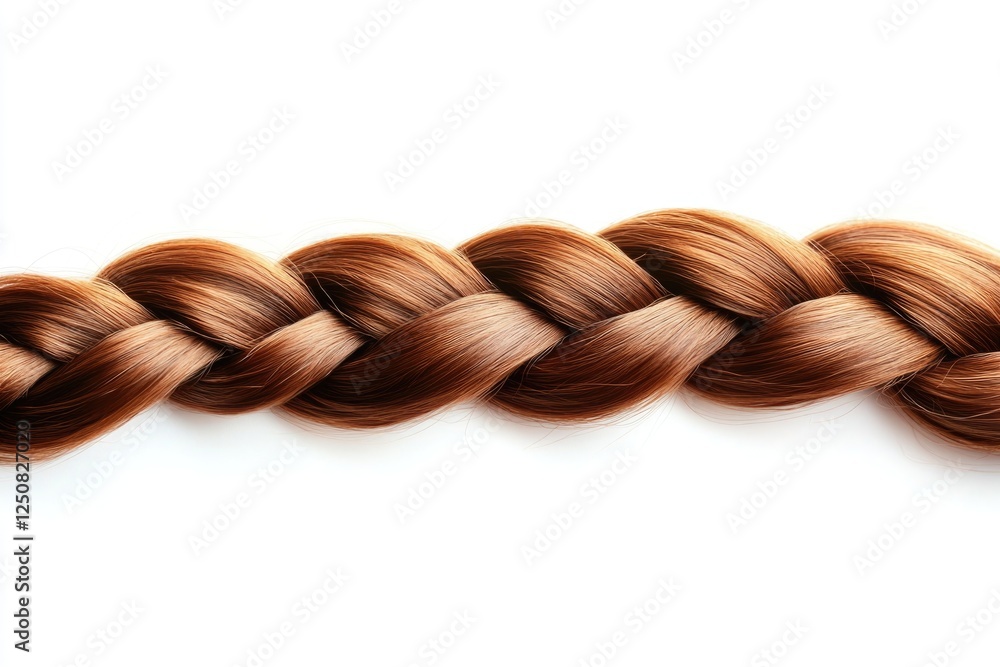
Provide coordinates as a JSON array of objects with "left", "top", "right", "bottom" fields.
[{"left": 2, "top": 1, "right": 1000, "bottom": 664}]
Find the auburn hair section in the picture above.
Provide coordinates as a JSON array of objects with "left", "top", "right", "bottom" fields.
[{"left": 2, "top": 208, "right": 999, "bottom": 463}]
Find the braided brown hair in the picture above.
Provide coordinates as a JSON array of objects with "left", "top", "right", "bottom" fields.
[{"left": 3, "top": 209, "right": 999, "bottom": 462}]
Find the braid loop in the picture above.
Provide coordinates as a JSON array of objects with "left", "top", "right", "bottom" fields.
[{"left": 2, "top": 209, "right": 998, "bottom": 461}]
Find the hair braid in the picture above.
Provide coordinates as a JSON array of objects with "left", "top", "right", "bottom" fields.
[{"left": 3, "top": 208, "right": 999, "bottom": 462}]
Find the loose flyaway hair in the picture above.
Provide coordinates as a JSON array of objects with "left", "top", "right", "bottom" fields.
[{"left": 2, "top": 209, "right": 999, "bottom": 462}]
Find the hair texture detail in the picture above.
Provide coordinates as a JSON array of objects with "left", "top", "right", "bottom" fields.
[{"left": 2, "top": 208, "right": 999, "bottom": 462}]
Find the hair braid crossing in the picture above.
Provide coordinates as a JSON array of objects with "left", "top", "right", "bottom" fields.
[{"left": 3, "top": 208, "right": 999, "bottom": 461}]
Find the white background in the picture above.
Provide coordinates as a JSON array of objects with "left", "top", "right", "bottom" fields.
[{"left": 2, "top": 0, "right": 1000, "bottom": 665}]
